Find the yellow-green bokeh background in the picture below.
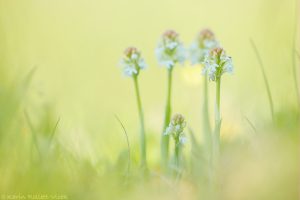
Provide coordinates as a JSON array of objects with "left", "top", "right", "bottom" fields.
[{"left": 0, "top": 0, "right": 298, "bottom": 163}]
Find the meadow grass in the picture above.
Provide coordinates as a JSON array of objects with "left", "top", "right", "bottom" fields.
[{"left": 0, "top": 22, "right": 299, "bottom": 200}]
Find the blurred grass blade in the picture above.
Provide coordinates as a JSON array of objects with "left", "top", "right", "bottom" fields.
[
  {"left": 292, "top": 0, "right": 300, "bottom": 107},
  {"left": 243, "top": 116, "right": 257, "bottom": 134},
  {"left": 48, "top": 117, "right": 60, "bottom": 148},
  {"left": 250, "top": 39, "right": 275, "bottom": 121},
  {"left": 22, "top": 66, "right": 37, "bottom": 92},
  {"left": 188, "top": 127, "right": 199, "bottom": 150},
  {"left": 292, "top": 49, "right": 300, "bottom": 107},
  {"left": 24, "top": 110, "right": 41, "bottom": 160},
  {"left": 114, "top": 114, "right": 131, "bottom": 176}
]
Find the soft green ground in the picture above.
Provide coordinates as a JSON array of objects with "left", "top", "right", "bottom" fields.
[{"left": 0, "top": 0, "right": 299, "bottom": 199}]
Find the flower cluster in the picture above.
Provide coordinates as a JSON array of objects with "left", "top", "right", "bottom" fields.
[
  {"left": 164, "top": 114, "right": 187, "bottom": 145},
  {"left": 119, "top": 30, "right": 234, "bottom": 80},
  {"left": 120, "top": 47, "right": 147, "bottom": 76},
  {"left": 203, "top": 47, "right": 234, "bottom": 81},
  {"left": 189, "top": 29, "right": 219, "bottom": 65},
  {"left": 155, "top": 30, "right": 186, "bottom": 69}
]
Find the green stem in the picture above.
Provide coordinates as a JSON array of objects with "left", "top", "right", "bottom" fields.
[
  {"left": 203, "top": 74, "right": 214, "bottom": 195},
  {"left": 133, "top": 76, "right": 147, "bottom": 168},
  {"left": 209, "top": 77, "right": 222, "bottom": 198},
  {"left": 213, "top": 78, "right": 221, "bottom": 167},
  {"left": 174, "top": 142, "right": 180, "bottom": 168},
  {"left": 161, "top": 68, "right": 173, "bottom": 168},
  {"left": 203, "top": 74, "right": 212, "bottom": 157}
]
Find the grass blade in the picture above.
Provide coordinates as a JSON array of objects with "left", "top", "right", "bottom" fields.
[
  {"left": 292, "top": 0, "right": 300, "bottom": 107},
  {"left": 243, "top": 116, "right": 257, "bottom": 134},
  {"left": 114, "top": 114, "right": 131, "bottom": 176},
  {"left": 48, "top": 117, "right": 60, "bottom": 149},
  {"left": 24, "top": 110, "right": 41, "bottom": 160},
  {"left": 250, "top": 39, "right": 275, "bottom": 121},
  {"left": 22, "top": 66, "right": 37, "bottom": 92},
  {"left": 188, "top": 126, "right": 199, "bottom": 151}
]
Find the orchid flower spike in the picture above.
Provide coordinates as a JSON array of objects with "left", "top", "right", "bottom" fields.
[
  {"left": 189, "top": 29, "right": 220, "bottom": 65},
  {"left": 120, "top": 47, "right": 146, "bottom": 77},
  {"left": 203, "top": 47, "right": 234, "bottom": 81},
  {"left": 155, "top": 30, "right": 186, "bottom": 69},
  {"left": 164, "top": 113, "right": 187, "bottom": 145}
]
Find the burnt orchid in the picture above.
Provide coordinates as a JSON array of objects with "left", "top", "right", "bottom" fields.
[
  {"left": 189, "top": 29, "right": 220, "bottom": 161},
  {"left": 156, "top": 30, "right": 186, "bottom": 69},
  {"left": 156, "top": 30, "right": 186, "bottom": 168},
  {"left": 164, "top": 114, "right": 187, "bottom": 168},
  {"left": 120, "top": 47, "right": 147, "bottom": 77},
  {"left": 119, "top": 47, "right": 148, "bottom": 170},
  {"left": 203, "top": 47, "right": 233, "bottom": 81},
  {"left": 189, "top": 29, "right": 219, "bottom": 65},
  {"left": 203, "top": 47, "right": 234, "bottom": 168}
]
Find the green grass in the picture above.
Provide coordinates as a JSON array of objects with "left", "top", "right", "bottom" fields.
[
  {"left": 0, "top": 53, "right": 299, "bottom": 200},
  {"left": 0, "top": 2, "right": 299, "bottom": 198}
]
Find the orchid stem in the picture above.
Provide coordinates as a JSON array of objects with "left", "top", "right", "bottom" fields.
[
  {"left": 133, "top": 75, "right": 147, "bottom": 169},
  {"left": 174, "top": 142, "right": 180, "bottom": 168},
  {"left": 213, "top": 77, "right": 221, "bottom": 168},
  {"left": 203, "top": 74, "right": 212, "bottom": 158},
  {"left": 161, "top": 67, "right": 173, "bottom": 168}
]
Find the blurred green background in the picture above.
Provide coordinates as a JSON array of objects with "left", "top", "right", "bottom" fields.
[{"left": 0, "top": 0, "right": 299, "bottom": 199}]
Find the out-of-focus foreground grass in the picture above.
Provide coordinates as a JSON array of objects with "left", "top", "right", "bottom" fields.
[{"left": 0, "top": 0, "right": 299, "bottom": 199}]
